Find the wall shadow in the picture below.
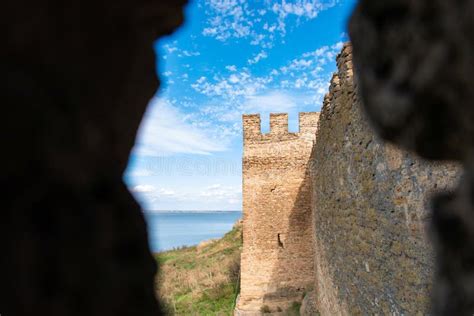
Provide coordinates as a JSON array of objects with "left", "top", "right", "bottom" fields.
[{"left": 261, "top": 149, "right": 316, "bottom": 312}]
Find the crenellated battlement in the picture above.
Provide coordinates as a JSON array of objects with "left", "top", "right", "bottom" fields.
[
  {"left": 243, "top": 112, "right": 319, "bottom": 143},
  {"left": 242, "top": 114, "right": 262, "bottom": 140},
  {"left": 269, "top": 113, "right": 289, "bottom": 135},
  {"left": 299, "top": 112, "right": 319, "bottom": 134}
]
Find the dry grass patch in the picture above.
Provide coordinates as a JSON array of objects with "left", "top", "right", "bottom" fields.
[{"left": 155, "top": 221, "right": 242, "bottom": 315}]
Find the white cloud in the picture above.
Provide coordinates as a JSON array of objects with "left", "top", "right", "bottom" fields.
[
  {"left": 302, "top": 41, "right": 343, "bottom": 59},
  {"left": 271, "top": 0, "right": 335, "bottom": 19},
  {"left": 128, "top": 183, "right": 187, "bottom": 211},
  {"left": 164, "top": 43, "right": 178, "bottom": 53},
  {"left": 281, "top": 58, "right": 313, "bottom": 74},
  {"left": 187, "top": 40, "right": 345, "bottom": 139},
  {"left": 162, "top": 42, "right": 201, "bottom": 58},
  {"left": 248, "top": 51, "right": 268, "bottom": 65},
  {"left": 295, "top": 78, "right": 306, "bottom": 88},
  {"left": 157, "top": 188, "right": 177, "bottom": 197},
  {"left": 202, "top": 0, "right": 252, "bottom": 41},
  {"left": 202, "top": 0, "right": 339, "bottom": 47},
  {"left": 131, "top": 184, "right": 156, "bottom": 193},
  {"left": 199, "top": 184, "right": 242, "bottom": 201},
  {"left": 124, "top": 166, "right": 154, "bottom": 177},
  {"left": 197, "top": 76, "right": 207, "bottom": 84},
  {"left": 132, "top": 97, "right": 227, "bottom": 156},
  {"left": 191, "top": 70, "right": 270, "bottom": 99},
  {"left": 272, "top": 41, "right": 344, "bottom": 91},
  {"left": 243, "top": 91, "right": 298, "bottom": 113},
  {"left": 192, "top": 41, "right": 343, "bottom": 101},
  {"left": 179, "top": 50, "right": 201, "bottom": 57},
  {"left": 129, "top": 182, "right": 243, "bottom": 211},
  {"left": 229, "top": 74, "right": 240, "bottom": 83}
]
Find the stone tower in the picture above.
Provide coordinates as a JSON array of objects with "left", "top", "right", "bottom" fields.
[{"left": 236, "top": 112, "right": 319, "bottom": 315}]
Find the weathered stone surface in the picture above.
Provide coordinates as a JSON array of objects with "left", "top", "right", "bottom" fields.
[
  {"left": 310, "top": 44, "right": 461, "bottom": 315},
  {"left": 2, "top": 1, "right": 186, "bottom": 315},
  {"left": 350, "top": 1, "right": 474, "bottom": 314},
  {"left": 237, "top": 113, "right": 318, "bottom": 314},
  {"left": 300, "top": 290, "right": 319, "bottom": 316}
]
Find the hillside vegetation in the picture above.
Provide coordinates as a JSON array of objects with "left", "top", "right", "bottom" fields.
[{"left": 155, "top": 221, "right": 242, "bottom": 315}]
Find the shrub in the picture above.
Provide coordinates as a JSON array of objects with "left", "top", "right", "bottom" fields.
[
  {"left": 228, "top": 254, "right": 241, "bottom": 283},
  {"left": 260, "top": 305, "right": 271, "bottom": 314},
  {"left": 160, "top": 299, "right": 175, "bottom": 315},
  {"left": 286, "top": 301, "right": 302, "bottom": 316}
]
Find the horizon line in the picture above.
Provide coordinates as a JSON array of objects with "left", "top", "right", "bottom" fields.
[{"left": 143, "top": 209, "right": 242, "bottom": 212}]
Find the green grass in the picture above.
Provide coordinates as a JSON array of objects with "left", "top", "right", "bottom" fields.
[
  {"left": 286, "top": 302, "right": 302, "bottom": 316},
  {"left": 155, "top": 221, "right": 242, "bottom": 315}
]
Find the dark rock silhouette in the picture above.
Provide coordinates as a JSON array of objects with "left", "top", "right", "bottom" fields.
[
  {"left": 350, "top": 0, "right": 474, "bottom": 314},
  {"left": 2, "top": 1, "right": 187, "bottom": 315}
]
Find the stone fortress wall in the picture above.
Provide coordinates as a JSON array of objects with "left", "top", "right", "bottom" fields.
[
  {"left": 238, "top": 43, "right": 461, "bottom": 315},
  {"left": 309, "top": 43, "right": 460, "bottom": 315},
  {"left": 236, "top": 112, "right": 319, "bottom": 314}
]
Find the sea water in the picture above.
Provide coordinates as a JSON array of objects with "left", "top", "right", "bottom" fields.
[{"left": 143, "top": 211, "right": 242, "bottom": 253}]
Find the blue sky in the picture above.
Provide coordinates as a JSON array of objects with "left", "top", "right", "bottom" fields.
[{"left": 124, "top": 0, "right": 357, "bottom": 211}]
